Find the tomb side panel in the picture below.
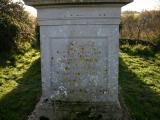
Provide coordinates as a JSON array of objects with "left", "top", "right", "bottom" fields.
[{"left": 40, "top": 25, "right": 119, "bottom": 103}]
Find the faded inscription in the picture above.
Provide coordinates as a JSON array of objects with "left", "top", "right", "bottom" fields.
[{"left": 50, "top": 39, "right": 108, "bottom": 102}]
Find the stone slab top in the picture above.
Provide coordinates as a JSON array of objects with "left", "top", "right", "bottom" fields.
[{"left": 24, "top": 0, "right": 133, "bottom": 6}]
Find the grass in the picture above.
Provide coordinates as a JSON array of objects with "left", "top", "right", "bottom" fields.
[
  {"left": 120, "top": 44, "right": 160, "bottom": 120},
  {"left": 0, "top": 48, "right": 41, "bottom": 120},
  {"left": 0, "top": 44, "right": 160, "bottom": 120}
]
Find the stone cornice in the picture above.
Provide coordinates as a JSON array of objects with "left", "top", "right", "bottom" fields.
[{"left": 23, "top": 0, "right": 133, "bottom": 6}]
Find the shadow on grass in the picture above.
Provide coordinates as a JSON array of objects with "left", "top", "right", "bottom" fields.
[
  {"left": 120, "top": 39, "right": 160, "bottom": 59},
  {"left": 120, "top": 44, "right": 158, "bottom": 60},
  {"left": 119, "top": 56, "right": 160, "bottom": 120},
  {"left": 0, "top": 52, "right": 16, "bottom": 67},
  {"left": 0, "top": 58, "right": 41, "bottom": 120}
]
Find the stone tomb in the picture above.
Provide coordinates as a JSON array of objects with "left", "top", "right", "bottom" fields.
[{"left": 24, "top": 0, "right": 132, "bottom": 120}]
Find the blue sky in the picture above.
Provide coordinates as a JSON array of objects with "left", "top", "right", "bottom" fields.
[{"left": 13, "top": 0, "right": 160, "bottom": 16}]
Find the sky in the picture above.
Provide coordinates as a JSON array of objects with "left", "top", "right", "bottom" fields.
[
  {"left": 122, "top": 0, "right": 160, "bottom": 11},
  {"left": 13, "top": 0, "right": 160, "bottom": 16}
]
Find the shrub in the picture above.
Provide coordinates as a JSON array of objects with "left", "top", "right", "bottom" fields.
[
  {"left": 153, "top": 36, "right": 160, "bottom": 51},
  {"left": 121, "top": 44, "right": 154, "bottom": 56},
  {"left": 0, "top": 0, "right": 36, "bottom": 53},
  {"left": 132, "top": 44, "right": 154, "bottom": 56}
]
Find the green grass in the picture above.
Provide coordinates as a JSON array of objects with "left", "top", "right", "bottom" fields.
[
  {"left": 0, "top": 48, "right": 41, "bottom": 120},
  {"left": 0, "top": 44, "right": 160, "bottom": 120},
  {"left": 120, "top": 45, "right": 160, "bottom": 120}
]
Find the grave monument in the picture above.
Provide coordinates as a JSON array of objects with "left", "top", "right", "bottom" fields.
[{"left": 24, "top": 0, "right": 132, "bottom": 120}]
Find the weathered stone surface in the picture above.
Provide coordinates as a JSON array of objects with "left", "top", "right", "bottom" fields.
[
  {"left": 27, "top": 1, "right": 132, "bottom": 120},
  {"left": 28, "top": 98, "right": 122, "bottom": 120},
  {"left": 24, "top": 0, "right": 133, "bottom": 6},
  {"left": 39, "top": 7, "right": 120, "bottom": 104}
]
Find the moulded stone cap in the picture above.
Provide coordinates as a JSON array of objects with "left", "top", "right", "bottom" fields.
[{"left": 23, "top": 0, "right": 133, "bottom": 7}]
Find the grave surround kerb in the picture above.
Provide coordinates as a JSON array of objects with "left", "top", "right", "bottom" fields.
[{"left": 24, "top": 0, "right": 133, "bottom": 120}]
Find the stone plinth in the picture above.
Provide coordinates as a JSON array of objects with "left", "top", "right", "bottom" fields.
[{"left": 25, "top": 0, "right": 133, "bottom": 120}]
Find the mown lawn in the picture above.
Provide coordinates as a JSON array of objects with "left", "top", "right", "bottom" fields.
[{"left": 0, "top": 45, "right": 160, "bottom": 120}]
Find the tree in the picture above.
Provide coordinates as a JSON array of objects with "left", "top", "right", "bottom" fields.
[{"left": 121, "top": 10, "right": 160, "bottom": 42}]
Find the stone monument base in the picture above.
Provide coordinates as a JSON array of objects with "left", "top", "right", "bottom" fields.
[{"left": 28, "top": 97, "right": 122, "bottom": 120}]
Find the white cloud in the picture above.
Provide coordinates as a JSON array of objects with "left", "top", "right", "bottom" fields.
[
  {"left": 122, "top": 0, "right": 160, "bottom": 11},
  {"left": 25, "top": 5, "right": 37, "bottom": 16},
  {"left": 12, "top": 0, "right": 37, "bottom": 16},
  {"left": 12, "top": 0, "right": 24, "bottom": 3}
]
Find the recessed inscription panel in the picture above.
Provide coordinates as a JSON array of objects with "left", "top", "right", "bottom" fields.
[{"left": 49, "top": 38, "right": 109, "bottom": 102}]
